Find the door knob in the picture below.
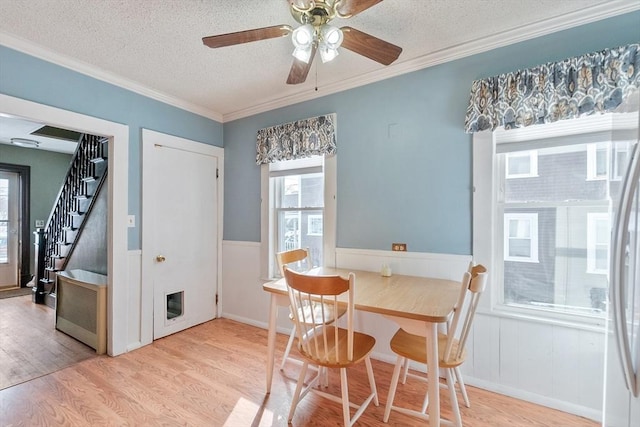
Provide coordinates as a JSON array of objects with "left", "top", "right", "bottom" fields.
[{"left": 156, "top": 255, "right": 166, "bottom": 262}]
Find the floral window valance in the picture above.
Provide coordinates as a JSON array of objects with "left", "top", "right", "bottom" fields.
[
  {"left": 256, "top": 113, "right": 337, "bottom": 165},
  {"left": 464, "top": 43, "right": 639, "bottom": 133}
]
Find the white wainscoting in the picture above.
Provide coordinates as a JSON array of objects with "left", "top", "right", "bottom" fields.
[
  {"left": 126, "top": 250, "right": 143, "bottom": 352},
  {"left": 221, "top": 240, "right": 604, "bottom": 421}
]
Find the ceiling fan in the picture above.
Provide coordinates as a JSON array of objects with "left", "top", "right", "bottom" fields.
[{"left": 202, "top": 0, "right": 402, "bottom": 85}]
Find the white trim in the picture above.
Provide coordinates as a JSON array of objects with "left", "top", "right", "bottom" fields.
[
  {"left": 222, "top": 0, "right": 640, "bottom": 121},
  {"left": 0, "top": 32, "right": 222, "bottom": 123},
  {"left": 2, "top": 0, "right": 638, "bottom": 123},
  {"left": 462, "top": 376, "right": 601, "bottom": 422},
  {"left": 140, "top": 129, "right": 224, "bottom": 346},
  {"left": 0, "top": 94, "right": 129, "bottom": 356}
]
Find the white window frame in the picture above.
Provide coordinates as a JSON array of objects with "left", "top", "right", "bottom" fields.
[
  {"left": 503, "top": 212, "right": 539, "bottom": 263},
  {"left": 505, "top": 150, "right": 538, "bottom": 178},
  {"left": 586, "top": 143, "right": 608, "bottom": 181},
  {"left": 473, "top": 110, "right": 638, "bottom": 326},
  {"left": 260, "top": 155, "right": 337, "bottom": 279},
  {"left": 586, "top": 212, "right": 610, "bottom": 275}
]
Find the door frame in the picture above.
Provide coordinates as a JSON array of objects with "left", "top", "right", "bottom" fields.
[
  {"left": 0, "top": 163, "right": 30, "bottom": 287},
  {"left": 1, "top": 94, "right": 130, "bottom": 356},
  {"left": 140, "top": 129, "right": 224, "bottom": 345}
]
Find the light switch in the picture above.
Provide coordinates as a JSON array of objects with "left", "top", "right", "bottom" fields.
[{"left": 35, "top": 219, "right": 45, "bottom": 228}]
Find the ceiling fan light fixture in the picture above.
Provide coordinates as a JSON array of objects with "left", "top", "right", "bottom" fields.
[
  {"left": 292, "top": 24, "right": 314, "bottom": 49},
  {"left": 320, "top": 24, "right": 343, "bottom": 49},
  {"left": 319, "top": 45, "right": 339, "bottom": 63},
  {"left": 292, "top": 46, "right": 313, "bottom": 63}
]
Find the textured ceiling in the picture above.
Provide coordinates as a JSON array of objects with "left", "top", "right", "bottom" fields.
[{"left": 0, "top": 0, "right": 638, "bottom": 122}]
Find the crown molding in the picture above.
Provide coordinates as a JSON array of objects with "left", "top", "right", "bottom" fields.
[
  {"left": 223, "top": 0, "right": 640, "bottom": 122},
  {"left": 0, "top": 31, "right": 224, "bottom": 123},
  {"left": 1, "top": 0, "right": 638, "bottom": 124}
]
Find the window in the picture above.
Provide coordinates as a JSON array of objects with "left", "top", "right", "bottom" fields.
[
  {"left": 474, "top": 110, "right": 638, "bottom": 321},
  {"left": 506, "top": 151, "right": 538, "bottom": 178},
  {"left": 261, "top": 155, "right": 336, "bottom": 278},
  {"left": 586, "top": 213, "right": 610, "bottom": 274},
  {"left": 504, "top": 213, "right": 538, "bottom": 262},
  {"left": 586, "top": 143, "right": 608, "bottom": 180}
]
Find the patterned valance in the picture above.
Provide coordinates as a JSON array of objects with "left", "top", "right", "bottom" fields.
[
  {"left": 464, "top": 44, "right": 640, "bottom": 133},
  {"left": 256, "top": 113, "right": 337, "bottom": 165}
]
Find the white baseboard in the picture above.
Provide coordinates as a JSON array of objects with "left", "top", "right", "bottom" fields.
[{"left": 463, "top": 376, "right": 602, "bottom": 422}]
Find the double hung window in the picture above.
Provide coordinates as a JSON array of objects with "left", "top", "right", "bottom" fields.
[
  {"left": 262, "top": 155, "right": 336, "bottom": 278},
  {"left": 481, "top": 112, "right": 638, "bottom": 320}
]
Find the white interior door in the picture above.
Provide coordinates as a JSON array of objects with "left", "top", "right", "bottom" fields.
[
  {"left": 0, "top": 171, "right": 19, "bottom": 289},
  {"left": 143, "top": 131, "right": 221, "bottom": 340}
]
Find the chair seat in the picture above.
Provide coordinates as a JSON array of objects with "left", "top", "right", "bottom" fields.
[
  {"left": 389, "top": 328, "right": 466, "bottom": 369},
  {"left": 298, "top": 326, "right": 376, "bottom": 368}
]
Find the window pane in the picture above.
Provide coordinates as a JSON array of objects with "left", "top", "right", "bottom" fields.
[
  {"left": 277, "top": 173, "right": 323, "bottom": 209},
  {"left": 508, "top": 155, "right": 531, "bottom": 175},
  {"left": 276, "top": 209, "right": 323, "bottom": 267},
  {"left": 501, "top": 142, "right": 611, "bottom": 316},
  {"left": 595, "top": 149, "right": 607, "bottom": 177},
  {"left": 0, "top": 178, "right": 8, "bottom": 221},
  {"left": 0, "top": 223, "right": 7, "bottom": 263}
]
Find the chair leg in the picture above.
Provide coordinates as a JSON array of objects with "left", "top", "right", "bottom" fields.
[
  {"left": 340, "top": 367, "right": 351, "bottom": 427},
  {"left": 445, "top": 368, "right": 462, "bottom": 427},
  {"left": 364, "top": 356, "right": 379, "bottom": 406},
  {"left": 288, "top": 361, "right": 309, "bottom": 423},
  {"left": 383, "top": 356, "right": 404, "bottom": 423},
  {"left": 454, "top": 366, "right": 470, "bottom": 408},
  {"left": 401, "top": 357, "right": 410, "bottom": 384},
  {"left": 280, "top": 325, "right": 296, "bottom": 370}
]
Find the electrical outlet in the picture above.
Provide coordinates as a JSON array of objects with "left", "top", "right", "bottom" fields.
[{"left": 392, "top": 243, "right": 407, "bottom": 252}]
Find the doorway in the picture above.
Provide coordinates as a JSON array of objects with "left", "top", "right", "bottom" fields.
[
  {"left": 1, "top": 93, "right": 129, "bottom": 356},
  {"left": 0, "top": 167, "right": 29, "bottom": 289}
]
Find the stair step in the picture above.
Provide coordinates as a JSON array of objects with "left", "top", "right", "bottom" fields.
[
  {"left": 56, "top": 240, "right": 71, "bottom": 246},
  {"left": 82, "top": 176, "right": 97, "bottom": 183},
  {"left": 90, "top": 156, "right": 107, "bottom": 163},
  {"left": 40, "top": 278, "right": 54, "bottom": 285},
  {"left": 62, "top": 225, "right": 77, "bottom": 231},
  {"left": 50, "top": 255, "right": 66, "bottom": 259},
  {"left": 75, "top": 194, "right": 91, "bottom": 200},
  {"left": 45, "top": 267, "right": 60, "bottom": 272},
  {"left": 68, "top": 211, "right": 84, "bottom": 217}
]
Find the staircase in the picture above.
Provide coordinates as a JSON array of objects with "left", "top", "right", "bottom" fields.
[{"left": 33, "top": 134, "right": 108, "bottom": 307}]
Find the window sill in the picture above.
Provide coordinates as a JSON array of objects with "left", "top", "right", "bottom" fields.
[{"left": 477, "top": 305, "right": 607, "bottom": 333}]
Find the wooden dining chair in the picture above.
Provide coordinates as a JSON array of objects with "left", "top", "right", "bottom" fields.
[
  {"left": 399, "top": 261, "right": 474, "bottom": 405},
  {"left": 276, "top": 248, "right": 346, "bottom": 370},
  {"left": 383, "top": 264, "right": 488, "bottom": 427},
  {"left": 283, "top": 266, "right": 379, "bottom": 426}
]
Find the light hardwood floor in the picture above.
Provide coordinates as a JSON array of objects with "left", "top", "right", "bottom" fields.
[
  {"left": 0, "top": 313, "right": 598, "bottom": 426},
  {"left": 0, "top": 294, "right": 96, "bottom": 390}
]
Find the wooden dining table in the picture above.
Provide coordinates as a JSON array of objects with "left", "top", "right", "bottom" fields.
[{"left": 263, "top": 267, "right": 461, "bottom": 427}]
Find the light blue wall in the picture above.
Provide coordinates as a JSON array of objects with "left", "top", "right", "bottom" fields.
[
  {"left": 0, "top": 46, "right": 224, "bottom": 249},
  {"left": 223, "top": 11, "right": 640, "bottom": 255},
  {"left": 1, "top": 11, "right": 638, "bottom": 254}
]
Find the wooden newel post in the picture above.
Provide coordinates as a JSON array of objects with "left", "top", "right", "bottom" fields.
[{"left": 32, "top": 228, "right": 47, "bottom": 304}]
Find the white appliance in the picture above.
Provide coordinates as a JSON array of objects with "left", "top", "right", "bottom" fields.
[{"left": 604, "top": 105, "right": 640, "bottom": 426}]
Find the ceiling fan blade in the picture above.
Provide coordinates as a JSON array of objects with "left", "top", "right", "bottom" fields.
[
  {"left": 202, "top": 25, "right": 292, "bottom": 48},
  {"left": 340, "top": 26, "right": 402, "bottom": 65},
  {"left": 336, "top": 0, "right": 383, "bottom": 17},
  {"left": 287, "top": 45, "right": 317, "bottom": 84}
]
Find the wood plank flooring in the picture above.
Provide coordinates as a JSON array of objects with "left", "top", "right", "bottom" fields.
[
  {"left": 0, "top": 295, "right": 96, "bottom": 390},
  {"left": 0, "top": 316, "right": 598, "bottom": 426}
]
